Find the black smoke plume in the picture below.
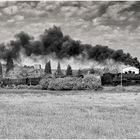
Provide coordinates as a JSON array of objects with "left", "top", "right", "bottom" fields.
[{"left": 0, "top": 26, "right": 140, "bottom": 72}]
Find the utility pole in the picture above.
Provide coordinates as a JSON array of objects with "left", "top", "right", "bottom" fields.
[
  {"left": 121, "top": 68, "right": 123, "bottom": 86},
  {"left": 30, "top": 77, "right": 31, "bottom": 86}
]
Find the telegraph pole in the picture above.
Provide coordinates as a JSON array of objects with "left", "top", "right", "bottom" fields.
[
  {"left": 121, "top": 68, "right": 123, "bottom": 86},
  {"left": 30, "top": 77, "right": 31, "bottom": 86}
]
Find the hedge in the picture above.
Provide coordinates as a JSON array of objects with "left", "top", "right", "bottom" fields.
[{"left": 40, "top": 74, "right": 102, "bottom": 91}]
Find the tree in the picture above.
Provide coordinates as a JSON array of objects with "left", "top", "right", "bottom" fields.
[
  {"left": 56, "top": 61, "right": 62, "bottom": 75},
  {"left": 44, "top": 60, "right": 52, "bottom": 74},
  {"left": 0, "top": 62, "right": 2, "bottom": 78},
  {"left": 90, "top": 68, "right": 95, "bottom": 74},
  {"left": 66, "top": 64, "right": 72, "bottom": 76},
  {"left": 6, "top": 57, "right": 14, "bottom": 73},
  {"left": 55, "top": 61, "right": 64, "bottom": 78},
  {"left": 77, "top": 69, "right": 82, "bottom": 77}
]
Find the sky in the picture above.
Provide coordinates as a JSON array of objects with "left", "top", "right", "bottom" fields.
[{"left": 0, "top": 1, "right": 140, "bottom": 69}]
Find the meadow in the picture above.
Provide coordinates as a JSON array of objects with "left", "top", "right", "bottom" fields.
[{"left": 0, "top": 89, "right": 139, "bottom": 138}]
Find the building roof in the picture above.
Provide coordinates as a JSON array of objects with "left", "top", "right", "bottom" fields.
[{"left": 123, "top": 66, "right": 139, "bottom": 71}]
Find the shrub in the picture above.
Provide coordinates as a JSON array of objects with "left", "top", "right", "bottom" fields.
[
  {"left": 83, "top": 74, "right": 101, "bottom": 87},
  {"left": 77, "top": 69, "right": 83, "bottom": 78},
  {"left": 73, "top": 74, "right": 102, "bottom": 90},
  {"left": 27, "top": 85, "right": 42, "bottom": 90},
  {"left": 48, "top": 75, "right": 102, "bottom": 91},
  {"left": 39, "top": 74, "right": 53, "bottom": 89},
  {"left": 90, "top": 68, "right": 95, "bottom": 74},
  {"left": 48, "top": 77, "right": 79, "bottom": 90},
  {"left": 16, "top": 84, "right": 42, "bottom": 89},
  {"left": 16, "top": 84, "right": 29, "bottom": 89}
]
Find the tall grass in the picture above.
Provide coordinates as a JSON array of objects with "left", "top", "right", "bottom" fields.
[{"left": 0, "top": 91, "right": 139, "bottom": 138}]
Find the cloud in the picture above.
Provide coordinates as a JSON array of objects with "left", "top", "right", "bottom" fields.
[
  {"left": 0, "top": 1, "right": 7, "bottom": 8},
  {"left": 14, "top": 15, "right": 24, "bottom": 21},
  {"left": 0, "top": 1, "right": 140, "bottom": 61},
  {"left": 7, "top": 19, "right": 14, "bottom": 23},
  {"left": 17, "top": 2, "right": 31, "bottom": 10},
  {"left": 61, "top": 6, "right": 79, "bottom": 17},
  {"left": 120, "top": 1, "right": 140, "bottom": 12},
  {"left": 21, "top": 9, "right": 45, "bottom": 17},
  {"left": 2, "top": 5, "right": 18, "bottom": 15}
]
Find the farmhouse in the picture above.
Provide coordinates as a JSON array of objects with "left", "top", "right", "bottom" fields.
[
  {"left": 28, "top": 69, "right": 44, "bottom": 78},
  {"left": 122, "top": 66, "right": 139, "bottom": 74}
]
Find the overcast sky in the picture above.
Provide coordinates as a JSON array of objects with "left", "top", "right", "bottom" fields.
[{"left": 0, "top": 1, "right": 140, "bottom": 69}]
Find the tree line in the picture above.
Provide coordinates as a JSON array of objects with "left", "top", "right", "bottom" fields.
[{"left": 44, "top": 60, "right": 84, "bottom": 77}]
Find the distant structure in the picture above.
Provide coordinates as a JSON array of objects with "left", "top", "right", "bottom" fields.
[
  {"left": 122, "top": 66, "right": 139, "bottom": 74},
  {"left": 1, "top": 63, "right": 44, "bottom": 79},
  {"left": 1, "top": 64, "right": 7, "bottom": 77},
  {"left": 28, "top": 69, "right": 44, "bottom": 78},
  {"left": 34, "top": 64, "right": 41, "bottom": 69}
]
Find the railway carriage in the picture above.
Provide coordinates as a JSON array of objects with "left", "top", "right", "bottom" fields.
[
  {"left": 2, "top": 77, "right": 41, "bottom": 86},
  {"left": 101, "top": 73, "right": 140, "bottom": 86}
]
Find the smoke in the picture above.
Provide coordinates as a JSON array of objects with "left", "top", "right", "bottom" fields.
[{"left": 0, "top": 25, "right": 140, "bottom": 72}]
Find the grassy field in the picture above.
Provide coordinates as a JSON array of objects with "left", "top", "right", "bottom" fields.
[{"left": 0, "top": 89, "right": 139, "bottom": 138}]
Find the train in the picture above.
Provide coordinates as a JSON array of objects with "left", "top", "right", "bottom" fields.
[
  {"left": 1, "top": 77, "right": 42, "bottom": 87},
  {"left": 101, "top": 73, "right": 140, "bottom": 86},
  {"left": 1, "top": 72, "right": 140, "bottom": 87}
]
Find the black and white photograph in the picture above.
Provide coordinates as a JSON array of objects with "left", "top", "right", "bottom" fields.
[{"left": 0, "top": 0, "right": 139, "bottom": 139}]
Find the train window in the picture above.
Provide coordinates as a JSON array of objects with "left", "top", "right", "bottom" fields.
[
  {"left": 125, "top": 72, "right": 127, "bottom": 74},
  {"left": 133, "top": 71, "right": 135, "bottom": 74},
  {"left": 128, "top": 71, "right": 131, "bottom": 74}
]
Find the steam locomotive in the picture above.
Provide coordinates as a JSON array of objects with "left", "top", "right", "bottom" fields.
[
  {"left": 101, "top": 73, "right": 140, "bottom": 86},
  {"left": 2, "top": 72, "right": 140, "bottom": 87}
]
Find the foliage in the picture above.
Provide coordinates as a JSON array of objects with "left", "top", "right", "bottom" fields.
[
  {"left": 44, "top": 60, "right": 52, "bottom": 74},
  {"left": 16, "top": 84, "right": 29, "bottom": 89},
  {"left": 54, "top": 61, "right": 64, "bottom": 78},
  {"left": 81, "top": 74, "right": 102, "bottom": 90},
  {"left": 0, "top": 62, "right": 2, "bottom": 78},
  {"left": 47, "top": 75, "right": 102, "bottom": 91},
  {"left": 66, "top": 64, "right": 72, "bottom": 76},
  {"left": 16, "top": 84, "right": 42, "bottom": 89},
  {"left": 6, "top": 58, "right": 14, "bottom": 73},
  {"left": 48, "top": 77, "right": 78, "bottom": 90},
  {"left": 90, "top": 68, "right": 95, "bottom": 74},
  {"left": 39, "top": 74, "right": 53, "bottom": 89},
  {"left": 77, "top": 69, "right": 83, "bottom": 77}
]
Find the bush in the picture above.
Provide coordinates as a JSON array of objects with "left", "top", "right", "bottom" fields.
[
  {"left": 27, "top": 85, "right": 42, "bottom": 90},
  {"left": 48, "top": 77, "right": 79, "bottom": 90},
  {"left": 82, "top": 74, "right": 102, "bottom": 89},
  {"left": 16, "top": 84, "right": 42, "bottom": 89},
  {"left": 73, "top": 74, "right": 102, "bottom": 90},
  {"left": 39, "top": 74, "right": 53, "bottom": 89},
  {"left": 16, "top": 84, "right": 29, "bottom": 89},
  {"left": 47, "top": 75, "right": 102, "bottom": 91}
]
